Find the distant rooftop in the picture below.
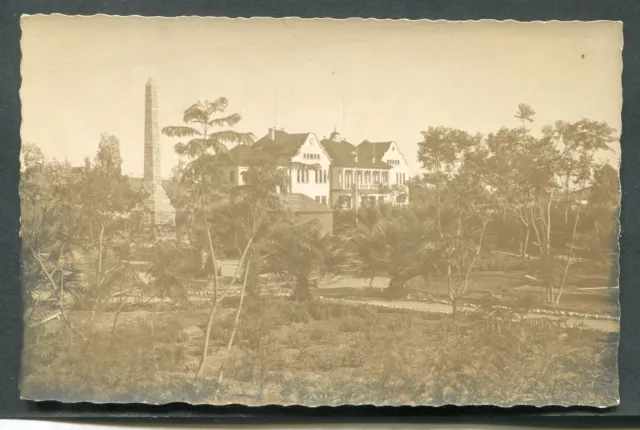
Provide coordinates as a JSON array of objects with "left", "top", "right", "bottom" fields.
[{"left": 320, "top": 134, "right": 393, "bottom": 169}]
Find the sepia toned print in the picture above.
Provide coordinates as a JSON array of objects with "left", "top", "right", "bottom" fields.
[{"left": 19, "top": 15, "right": 621, "bottom": 407}]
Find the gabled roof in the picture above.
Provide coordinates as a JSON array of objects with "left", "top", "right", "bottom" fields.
[
  {"left": 358, "top": 140, "right": 410, "bottom": 168},
  {"left": 227, "top": 144, "right": 272, "bottom": 165},
  {"left": 357, "top": 141, "right": 392, "bottom": 162},
  {"left": 320, "top": 138, "right": 392, "bottom": 169},
  {"left": 280, "top": 193, "right": 333, "bottom": 213},
  {"left": 320, "top": 139, "right": 357, "bottom": 166},
  {"left": 254, "top": 130, "right": 310, "bottom": 157},
  {"left": 358, "top": 140, "right": 391, "bottom": 164},
  {"left": 228, "top": 130, "right": 316, "bottom": 166}
]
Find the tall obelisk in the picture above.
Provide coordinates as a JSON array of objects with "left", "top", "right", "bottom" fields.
[{"left": 143, "top": 77, "right": 175, "bottom": 226}]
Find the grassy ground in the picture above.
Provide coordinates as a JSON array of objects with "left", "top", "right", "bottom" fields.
[
  {"left": 21, "top": 297, "right": 618, "bottom": 407},
  {"left": 318, "top": 270, "right": 619, "bottom": 318},
  {"left": 218, "top": 253, "right": 619, "bottom": 317}
]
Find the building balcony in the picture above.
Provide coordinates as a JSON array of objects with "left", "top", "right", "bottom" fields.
[
  {"left": 335, "top": 182, "right": 386, "bottom": 191},
  {"left": 335, "top": 182, "right": 407, "bottom": 193}
]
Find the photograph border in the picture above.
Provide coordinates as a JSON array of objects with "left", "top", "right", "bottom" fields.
[{"left": 1, "top": 0, "right": 639, "bottom": 423}]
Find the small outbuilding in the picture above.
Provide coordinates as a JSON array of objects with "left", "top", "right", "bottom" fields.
[{"left": 279, "top": 193, "right": 334, "bottom": 236}]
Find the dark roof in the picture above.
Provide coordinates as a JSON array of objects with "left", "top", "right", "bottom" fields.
[
  {"left": 280, "top": 193, "right": 333, "bottom": 213},
  {"left": 320, "top": 139, "right": 357, "bottom": 166},
  {"left": 227, "top": 144, "right": 272, "bottom": 165},
  {"left": 254, "top": 130, "right": 309, "bottom": 157},
  {"left": 358, "top": 141, "right": 392, "bottom": 162},
  {"left": 228, "top": 130, "right": 310, "bottom": 166},
  {"left": 320, "top": 138, "right": 392, "bottom": 169}
]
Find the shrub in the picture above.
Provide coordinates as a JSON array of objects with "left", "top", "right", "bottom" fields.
[
  {"left": 308, "top": 324, "right": 337, "bottom": 341},
  {"left": 337, "top": 315, "right": 369, "bottom": 333},
  {"left": 21, "top": 298, "right": 618, "bottom": 407}
]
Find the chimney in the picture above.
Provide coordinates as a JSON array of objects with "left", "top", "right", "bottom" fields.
[
  {"left": 269, "top": 127, "right": 276, "bottom": 141},
  {"left": 330, "top": 127, "right": 341, "bottom": 142}
]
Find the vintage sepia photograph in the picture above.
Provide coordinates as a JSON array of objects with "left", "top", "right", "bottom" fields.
[{"left": 19, "top": 16, "right": 621, "bottom": 407}]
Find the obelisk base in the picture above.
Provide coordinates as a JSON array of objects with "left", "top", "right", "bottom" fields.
[{"left": 144, "top": 186, "right": 176, "bottom": 227}]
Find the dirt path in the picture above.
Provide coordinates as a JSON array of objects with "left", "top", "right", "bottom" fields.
[{"left": 319, "top": 297, "right": 619, "bottom": 333}]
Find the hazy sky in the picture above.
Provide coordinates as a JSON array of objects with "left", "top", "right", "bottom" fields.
[{"left": 21, "top": 16, "right": 622, "bottom": 178}]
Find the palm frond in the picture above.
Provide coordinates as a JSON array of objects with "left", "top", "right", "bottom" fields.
[
  {"left": 162, "top": 126, "right": 200, "bottom": 138},
  {"left": 209, "top": 113, "right": 242, "bottom": 128},
  {"left": 208, "top": 131, "right": 255, "bottom": 146},
  {"left": 206, "top": 97, "right": 230, "bottom": 114},
  {"left": 183, "top": 103, "right": 209, "bottom": 125}
]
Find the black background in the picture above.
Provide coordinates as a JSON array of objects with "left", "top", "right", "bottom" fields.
[{"left": 1, "top": 0, "right": 639, "bottom": 425}]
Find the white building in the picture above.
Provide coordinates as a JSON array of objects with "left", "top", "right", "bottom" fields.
[
  {"left": 225, "top": 128, "right": 332, "bottom": 206},
  {"left": 222, "top": 127, "right": 410, "bottom": 210},
  {"left": 321, "top": 130, "right": 410, "bottom": 209}
]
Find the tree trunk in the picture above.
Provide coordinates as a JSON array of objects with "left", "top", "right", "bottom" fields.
[
  {"left": 202, "top": 206, "right": 219, "bottom": 307},
  {"left": 522, "top": 225, "right": 531, "bottom": 263},
  {"left": 385, "top": 276, "right": 407, "bottom": 299},
  {"left": 292, "top": 276, "right": 313, "bottom": 301},
  {"left": 245, "top": 249, "right": 260, "bottom": 297},
  {"left": 110, "top": 288, "right": 137, "bottom": 338},
  {"left": 554, "top": 204, "right": 583, "bottom": 304},
  {"left": 214, "top": 260, "right": 252, "bottom": 402},
  {"left": 88, "top": 223, "right": 105, "bottom": 322},
  {"left": 194, "top": 236, "right": 254, "bottom": 381}
]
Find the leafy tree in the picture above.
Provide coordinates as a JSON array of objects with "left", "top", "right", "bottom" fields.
[
  {"left": 78, "top": 135, "right": 149, "bottom": 318},
  {"left": 590, "top": 163, "right": 619, "bottom": 208},
  {"left": 417, "top": 127, "right": 492, "bottom": 313},
  {"left": 484, "top": 124, "right": 546, "bottom": 261},
  {"left": 530, "top": 119, "right": 617, "bottom": 303},
  {"left": 20, "top": 136, "right": 147, "bottom": 327}
]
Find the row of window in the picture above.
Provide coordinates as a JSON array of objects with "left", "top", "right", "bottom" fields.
[
  {"left": 296, "top": 168, "right": 328, "bottom": 184},
  {"left": 339, "top": 171, "right": 408, "bottom": 186},
  {"left": 303, "top": 153, "right": 321, "bottom": 160},
  {"left": 388, "top": 159, "right": 401, "bottom": 165},
  {"left": 340, "top": 171, "right": 389, "bottom": 185},
  {"left": 314, "top": 196, "right": 328, "bottom": 205},
  {"left": 230, "top": 168, "right": 403, "bottom": 186}
]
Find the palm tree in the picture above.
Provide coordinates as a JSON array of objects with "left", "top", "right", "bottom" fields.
[
  {"left": 162, "top": 99, "right": 254, "bottom": 301},
  {"left": 162, "top": 98, "right": 255, "bottom": 380},
  {"left": 374, "top": 208, "right": 438, "bottom": 298},
  {"left": 145, "top": 239, "right": 200, "bottom": 305},
  {"left": 258, "top": 221, "right": 345, "bottom": 301},
  {"left": 515, "top": 103, "right": 536, "bottom": 139},
  {"left": 342, "top": 204, "right": 393, "bottom": 288}
]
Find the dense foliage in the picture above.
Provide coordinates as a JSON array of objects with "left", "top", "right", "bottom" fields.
[{"left": 20, "top": 102, "right": 620, "bottom": 406}]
